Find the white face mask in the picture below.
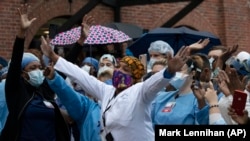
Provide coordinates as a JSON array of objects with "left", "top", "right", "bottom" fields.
[
  {"left": 97, "top": 66, "right": 114, "bottom": 77},
  {"left": 81, "top": 65, "right": 91, "bottom": 74},
  {"left": 209, "top": 57, "right": 214, "bottom": 68},
  {"left": 27, "top": 69, "right": 45, "bottom": 87},
  {"left": 147, "top": 58, "right": 158, "bottom": 71},
  {"left": 169, "top": 72, "right": 188, "bottom": 89}
]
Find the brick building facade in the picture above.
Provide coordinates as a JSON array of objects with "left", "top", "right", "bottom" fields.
[{"left": 0, "top": 0, "right": 249, "bottom": 60}]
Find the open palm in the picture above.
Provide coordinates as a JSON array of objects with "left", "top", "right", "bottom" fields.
[{"left": 17, "top": 4, "right": 37, "bottom": 30}]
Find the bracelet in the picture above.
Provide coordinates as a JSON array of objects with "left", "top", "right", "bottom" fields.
[{"left": 209, "top": 104, "right": 219, "bottom": 109}]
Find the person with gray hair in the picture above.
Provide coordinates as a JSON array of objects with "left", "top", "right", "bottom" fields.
[{"left": 147, "top": 40, "right": 174, "bottom": 72}]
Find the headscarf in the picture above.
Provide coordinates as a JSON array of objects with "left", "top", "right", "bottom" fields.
[
  {"left": 22, "top": 52, "right": 40, "bottom": 70},
  {"left": 82, "top": 57, "right": 99, "bottom": 71},
  {"left": 120, "top": 56, "right": 145, "bottom": 82}
]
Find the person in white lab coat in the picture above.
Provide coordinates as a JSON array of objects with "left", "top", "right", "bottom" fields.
[{"left": 40, "top": 36, "right": 189, "bottom": 141}]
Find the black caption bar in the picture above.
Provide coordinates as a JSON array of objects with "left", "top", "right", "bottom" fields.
[{"left": 155, "top": 125, "right": 249, "bottom": 140}]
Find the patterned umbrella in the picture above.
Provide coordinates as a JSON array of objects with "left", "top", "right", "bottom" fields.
[
  {"left": 50, "top": 25, "right": 131, "bottom": 46},
  {"left": 84, "top": 25, "right": 131, "bottom": 45},
  {"left": 50, "top": 26, "right": 81, "bottom": 45}
]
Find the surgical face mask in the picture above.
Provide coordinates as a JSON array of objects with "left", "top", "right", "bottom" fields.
[
  {"left": 81, "top": 65, "right": 91, "bottom": 74},
  {"left": 169, "top": 72, "right": 188, "bottom": 90},
  {"left": 147, "top": 58, "right": 158, "bottom": 70},
  {"left": 112, "top": 70, "right": 133, "bottom": 89},
  {"left": 209, "top": 57, "right": 215, "bottom": 69},
  {"left": 27, "top": 69, "right": 45, "bottom": 87},
  {"left": 97, "top": 66, "right": 114, "bottom": 77}
]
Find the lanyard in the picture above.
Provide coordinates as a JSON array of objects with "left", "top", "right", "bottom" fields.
[{"left": 102, "top": 95, "right": 115, "bottom": 127}]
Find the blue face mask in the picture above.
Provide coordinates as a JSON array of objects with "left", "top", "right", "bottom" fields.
[
  {"left": 169, "top": 72, "right": 188, "bottom": 90},
  {"left": 27, "top": 69, "right": 45, "bottom": 87}
]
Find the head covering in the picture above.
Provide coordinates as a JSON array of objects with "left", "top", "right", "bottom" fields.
[
  {"left": 148, "top": 40, "right": 174, "bottom": 57},
  {"left": 120, "top": 56, "right": 145, "bottom": 82},
  {"left": 82, "top": 57, "right": 99, "bottom": 71},
  {"left": 0, "top": 56, "right": 8, "bottom": 67},
  {"left": 243, "top": 58, "right": 250, "bottom": 72},
  {"left": 22, "top": 52, "right": 40, "bottom": 70},
  {"left": 226, "top": 56, "right": 248, "bottom": 75},
  {"left": 99, "top": 54, "right": 117, "bottom": 66},
  {"left": 236, "top": 51, "right": 250, "bottom": 62}
]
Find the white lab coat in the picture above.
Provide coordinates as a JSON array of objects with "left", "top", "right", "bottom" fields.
[{"left": 54, "top": 57, "right": 171, "bottom": 141}]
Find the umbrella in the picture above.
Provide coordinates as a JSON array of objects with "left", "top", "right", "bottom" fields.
[
  {"left": 50, "top": 26, "right": 81, "bottom": 45},
  {"left": 105, "top": 22, "right": 144, "bottom": 40},
  {"left": 127, "top": 26, "right": 221, "bottom": 59},
  {"left": 50, "top": 25, "right": 132, "bottom": 46},
  {"left": 84, "top": 25, "right": 132, "bottom": 45}
]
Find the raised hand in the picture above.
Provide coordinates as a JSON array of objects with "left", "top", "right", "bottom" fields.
[
  {"left": 167, "top": 46, "right": 189, "bottom": 74},
  {"left": 191, "top": 80, "right": 214, "bottom": 109},
  {"left": 188, "top": 38, "right": 210, "bottom": 51},
  {"left": 82, "top": 15, "right": 95, "bottom": 37},
  {"left": 228, "top": 105, "right": 249, "bottom": 124},
  {"left": 217, "top": 69, "right": 231, "bottom": 96},
  {"left": 77, "top": 15, "right": 95, "bottom": 44},
  {"left": 40, "top": 36, "right": 59, "bottom": 63},
  {"left": 17, "top": 3, "right": 37, "bottom": 31},
  {"left": 224, "top": 66, "right": 244, "bottom": 93},
  {"left": 43, "top": 62, "right": 55, "bottom": 80},
  {"left": 214, "top": 45, "right": 238, "bottom": 70},
  {"left": 204, "top": 87, "right": 218, "bottom": 106}
]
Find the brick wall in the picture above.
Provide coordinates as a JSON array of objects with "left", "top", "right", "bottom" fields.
[{"left": 0, "top": 0, "right": 249, "bottom": 60}]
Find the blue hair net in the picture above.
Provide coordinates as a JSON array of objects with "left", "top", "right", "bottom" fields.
[
  {"left": 82, "top": 57, "right": 99, "bottom": 71},
  {"left": 22, "top": 53, "right": 40, "bottom": 70}
]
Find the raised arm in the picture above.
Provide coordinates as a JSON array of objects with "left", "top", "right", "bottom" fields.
[
  {"left": 204, "top": 88, "right": 226, "bottom": 125},
  {"left": 5, "top": 3, "right": 37, "bottom": 110},
  {"left": 40, "top": 36, "right": 113, "bottom": 101},
  {"left": 44, "top": 63, "right": 98, "bottom": 121},
  {"left": 65, "top": 15, "right": 95, "bottom": 63},
  {"left": 141, "top": 46, "right": 189, "bottom": 102}
]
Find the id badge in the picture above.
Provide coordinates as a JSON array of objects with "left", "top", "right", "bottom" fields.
[{"left": 162, "top": 102, "right": 176, "bottom": 112}]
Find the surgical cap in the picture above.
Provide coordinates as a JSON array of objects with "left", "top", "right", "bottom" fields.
[
  {"left": 99, "top": 54, "right": 117, "bottom": 66},
  {"left": 236, "top": 51, "right": 250, "bottom": 62},
  {"left": 148, "top": 40, "right": 174, "bottom": 57},
  {"left": 120, "top": 56, "right": 145, "bottom": 82},
  {"left": 22, "top": 52, "right": 40, "bottom": 70},
  {"left": 227, "top": 57, "right": 248, "bottom": 75},
  {"left": 243, "top": 58, "right": 250, "bottom": 73},
  {"left": 83, "top": 57, "right": 99, "bottom": 71}
]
